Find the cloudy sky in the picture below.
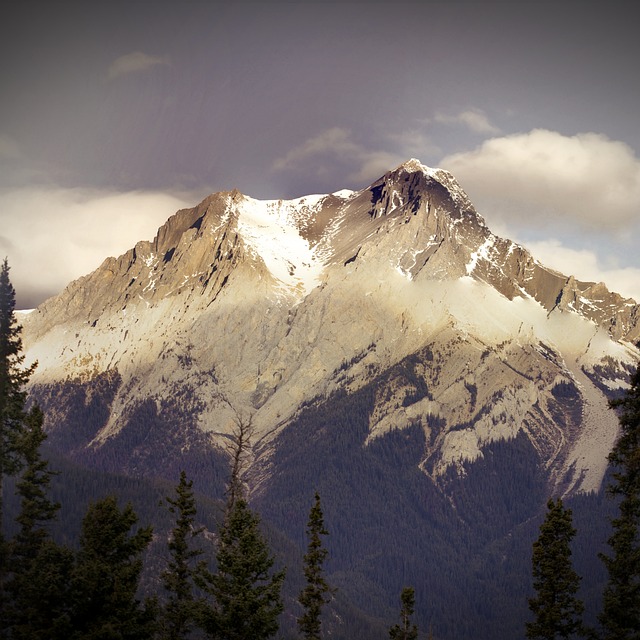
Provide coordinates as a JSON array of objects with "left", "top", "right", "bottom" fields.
[{"left": 1, "top": 1, "right": 639, "bottom": 308}]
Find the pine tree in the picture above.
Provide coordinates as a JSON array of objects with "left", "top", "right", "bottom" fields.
[
  {"left": 298, "top": 491, "right": 334, "bottom": 640},
  {"left": 70, "top": 495, "right": 155, "bottom": 640},
  {"left": 0, "top": 258, "right": 37, "bottom": 634},
  {"left": 196, "top": 414, "right": 285, "bottom": 639},
  {"left": 7, "top": 406, "right": 73, "bottom": 640},
  {"left": 599, "top": 364, "right": 640, "bottom": 639},
  {"left": 5, "top": 404, "right": 74, "bottom": 640},
  {"left": 9, "top": 539, "right": 74, "bottom": 639},
  {"left": 199, "top": 497, "right": 285, "bottom": 640},
  {"left": 223, "top": 410, "right": 253, "bottom": 512},
  {"left": 160, "top": 470, "right": 204, "bottom": 640},
  {"left": 10, "top": 405, "right": 59, "bottom": 554},
  {"left": 526, "top": 498, "right": 585, "bottom": 640},
  {"left": 389, "top": 587, "right": 419, "bottom": 640},
  {"left": 0, "top": 258, "right": 36, "bottom": 499}
]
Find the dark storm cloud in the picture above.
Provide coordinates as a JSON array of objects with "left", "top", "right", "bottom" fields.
[{"left": 3, "top": 1, "right": 636, "bottom": 194}]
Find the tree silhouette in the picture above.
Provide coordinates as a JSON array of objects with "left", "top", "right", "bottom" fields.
[
  {"left": 599, "top": 364, "right": 640, "bottom": 639},
  {"left": 160, "top": 470, "right": 204, "bottom": 640},
  {"left": 0, "top": 258, "right": 37, "bottom": 630},
  {"left": 526, "top": 498, "right": 584, "bottom": 639},
  {"left": 70, "top": 496, "right": 155, "bottom": 639},
  {"left": 6, "top": 404, "right": 74, "bottom": 640},
  {"left": 298, "top": 491, "right": 334, "bottom": 639},
  {"left": 198, "top": 498, "right": 285, "bottom": 640},
  {"left": 196, "top": 413, "right": 285, "bottom": 639}
]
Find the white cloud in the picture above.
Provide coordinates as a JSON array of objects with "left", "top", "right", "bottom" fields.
[
  {"left": 0, "top": 186, "right": 192, "bottom": 308},
  {"left": 107, "top": 51, "right": 170, "bottom": 80},
  {"left": 434, "top": 109, "right": 500, "bottom": 135},
  {"left": 522, "top": 238, "right": 640, "bottom": 302},
  {"left": 273, "top": 128, "right": 405, "bottom": 186},
  {"left": 440, "top": 129, "right": 640, "bottom": 232}
]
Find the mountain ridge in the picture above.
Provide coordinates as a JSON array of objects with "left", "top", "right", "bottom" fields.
[
  {"left": 15, "top": 158, "right": 640, "bottom": 640},
  {"left": 20, "top": 159, "right": 639, "bottom": 497}
]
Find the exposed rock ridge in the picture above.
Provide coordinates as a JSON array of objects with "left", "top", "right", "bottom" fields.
[
  {"left": 19, "top": 159, "right": 640, "bottom": 497},
  {"left": 25, "top": 191, "right": 274, "bottom": 340},
  {"left": 343, "top": 161, "right": 640, "bottom": 343},
  {"left": 26, "top": 159, "right": 640, "bottom": 344}
]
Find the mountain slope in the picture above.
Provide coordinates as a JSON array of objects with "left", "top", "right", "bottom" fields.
[
  {"left": 18, "top": 159, "right": 640, "bottom": 639},
  {"left": 21, "top": 159, "right": 638, "bottom": 495}
]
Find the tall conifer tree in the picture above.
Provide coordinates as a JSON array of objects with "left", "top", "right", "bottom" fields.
[
  {"left": 202, "top": 498, "right": 285, "bottom": 640},
  {"left": 160, "top": 470, "right": 203, "bottom": 640},
  {"left": 196, "top": 414, "right": 285, "bottom": 639},
  {"left": 0, "top": 258, "right": 36, "bottom": 635},
  {"left": 526, "top": 498, "right": 584, "bottom": 639},
  {"left": 298, "top": 491, "right": 334, "bottom": 640},
  {"left": 0, "top": 259, "right": 35, "bottom": 496},
  {"left": 6, "top": 404, "right": 74, "bottom": 640},
  {"left": 599, "top": 364, "right": 640, "bottom": 639},
  {"left": 70, "top": 496, "right": 155, "bottom": 640},
  {"left": 10, "top": 405, "right": 59, "bottom": 552}
]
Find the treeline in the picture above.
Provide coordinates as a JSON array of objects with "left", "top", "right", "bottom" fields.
[
  {"left": 0, "top": 402, "right": 411, "bottom": 640},
  {"left": 1, "top": 411, "right": 298, "bottom": 639},
  {"left": 4, "top": 254, "right": 640, "bottom": 639},
  {"left": 0, "top": 259, "right": 416, "bottom": 640},
  {"left": 525, "top": 361, "right": 640, "bottom": 639},
  {"left": 29, "top": 376, "right": 230, "bottom": 500}
]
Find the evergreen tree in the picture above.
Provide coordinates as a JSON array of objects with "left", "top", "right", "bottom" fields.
[
  {"left": 526, "top": 498, "right": 584, "bottom": 640},
  {"left": 10, "top": 405, "right": 59, "bottom": 553},
  {"left": 0, "top": 258, "right": 35, "bottom": 500},
  {"left": 5, "top": 404, "right": 74, "bottom": 639},
  {"left": 70, "top": 495, "right": 155, "bottom": 640},
  {"left": 223, "top": 410, "right": 253, "bottom": 512},
  {"left": 389, "top": 586, "right": 419, "bottom": 640},
  {"left": 196, "top": 414, "right": 285, "bottom": 639},
  {"left": 298, "top": 491, "right": 334, "bottom": 640},
  {"left": 160, "top": 470, "right": 203, "bottom": 640},
  {"left": 197, "top": 498, "right": 285, "bottom": 640},
  {"left": 0, "top": 258, "right": 36, "bottom": 634},
  {"left": 599, "top": 364, "right": 640, "bottom": 639}
]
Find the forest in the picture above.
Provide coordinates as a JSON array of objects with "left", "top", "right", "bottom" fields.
[{"left": 2, "top": 256, "right": 640, "bottom": 640}]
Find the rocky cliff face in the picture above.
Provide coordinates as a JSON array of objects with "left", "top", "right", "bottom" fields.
[{"left": 21, "top": 159, "right": 639, "bottom": 495}]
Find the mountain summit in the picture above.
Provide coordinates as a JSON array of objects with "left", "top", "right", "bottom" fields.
[{"left": 22, "top": 160, "right": 639, "bottom": 497}]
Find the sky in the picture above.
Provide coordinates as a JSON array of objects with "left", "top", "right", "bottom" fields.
[{"left": 1, "top": 0, "right": 639, "bottom": 309}]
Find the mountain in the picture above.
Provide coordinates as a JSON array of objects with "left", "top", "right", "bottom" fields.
[
  {"left": 21, "top": 158, "right": 638, "bottom": 491},
  {"left": 18, "top": 159, "right": 640, "bottom": 638}
]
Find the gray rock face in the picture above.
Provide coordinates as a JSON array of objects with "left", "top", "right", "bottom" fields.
[{"left": 21, "top": 159, "right": 639, "bottom": 494}]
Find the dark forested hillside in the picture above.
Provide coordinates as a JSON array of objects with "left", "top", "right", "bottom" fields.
[
  {"left": 29, "top": 376, "right": 230, "bottom": 500},
  {"left": 0, "top": 363, "right": 613, "bottom": 640},
  {"left": 251, "top": 375, "right": 612, "bottom": 640},
  {"left": 2, "top": 371, "right": 614, "bottom": 640}
]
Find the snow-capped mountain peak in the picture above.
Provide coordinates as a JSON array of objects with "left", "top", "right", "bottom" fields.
[{"left": 20, "top": 160, "right": 640, "bottom": 497}]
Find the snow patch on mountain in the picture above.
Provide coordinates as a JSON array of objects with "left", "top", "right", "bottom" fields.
[
  {"left": 235, "top": 195, "right": 326, "bottom": 296},
  {"left": 331, "top": 189, "right": 356, "bottom": 199},
  {"left": 466, "top": 236, "right": 496, "bottom": 275}
]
